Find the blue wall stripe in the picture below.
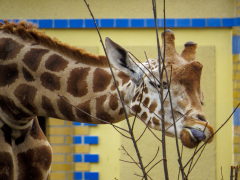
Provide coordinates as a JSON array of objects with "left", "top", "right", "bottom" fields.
[
  {"left": 234, "top": 108, "right": 240, "bottom": 126},
  {"left": 74, "top": 154, "right": 83, "bottom": 162},
  {"left": 84, "top": 154, "right": 99, "bottom": 163},
  {"left": 84, "top": 136, "right": 99, "bottom": 144},
  {"left": 84, "top": 172, "right": 99, "bottom": 180},
  {"left": 232, "top": 36, "right": 240, "bottom": 54},
  {"left": 4, "top": 17, "right": 240, "bottom": 29},
  {"left": 74, "top": 172, "right": 83, "bottom": 180},
  {"left": 73, "top": 136, "right": 82, "bottom": 144}
]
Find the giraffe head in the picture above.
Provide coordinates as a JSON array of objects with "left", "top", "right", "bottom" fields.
[{"left": 105, "top": 30, "right": 214, "bottom": 148}]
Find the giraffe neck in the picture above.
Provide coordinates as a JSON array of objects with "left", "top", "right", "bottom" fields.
[{"left": 0, "top": 31, "right": 135, "bottom": 126}]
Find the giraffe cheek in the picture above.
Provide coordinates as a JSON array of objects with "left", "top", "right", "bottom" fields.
[{"left": 180, "top": 129, "right": 199, "bottom": 148}]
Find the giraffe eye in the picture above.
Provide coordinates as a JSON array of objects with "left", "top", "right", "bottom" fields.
[{"left": 149, "top": 81, "right": 168, "bottom": 89}]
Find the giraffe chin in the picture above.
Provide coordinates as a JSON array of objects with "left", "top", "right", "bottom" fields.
[{"left": 180, "top": 128, "right": 206, "bottom": 148}]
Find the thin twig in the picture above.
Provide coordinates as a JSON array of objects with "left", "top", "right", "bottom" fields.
[
  {"left": 151, "top": 1, "right": 169, "bottom": 179},
  {"left": 145, "top": 147, "right": 160, "bottom": 169},
  {"left": 83, "top": 1, "right": 148, "bottom": 179}
]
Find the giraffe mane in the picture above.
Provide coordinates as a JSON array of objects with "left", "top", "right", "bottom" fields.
[{"left": 0, "top": 20, "right": 109, "bottom": 67}]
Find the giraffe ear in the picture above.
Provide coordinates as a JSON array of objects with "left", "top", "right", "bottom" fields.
[{"left": 105, "top": 37, "right": 144, "bottom": 85}]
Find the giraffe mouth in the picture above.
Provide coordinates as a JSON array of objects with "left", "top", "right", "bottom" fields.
[
  {"left": 180, "top": 127, "right": 207, "bottom": 148},
  {"left": 186, "top": 128, "right": 206, "bottom": 142}
]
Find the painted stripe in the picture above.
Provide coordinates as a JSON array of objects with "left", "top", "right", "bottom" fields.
[
  {"left": 74, "top": 154, "right": 83, "bottom": 162},
  {"left": 84, "top": 154, "right": 99, "bottom": 163},
  {"left": 84, "top": 172, "right": 99, "bottom": 180},
  {"left": 233, "top": 36, "right": 240, "bottom": 54},
  {"left": 74, "top": 172, "right": 83, "bottom": 180},
  {"left": 234, "top": 108, "right": 240, "bottom": 126},
  {"left": 84, "top": 136, "right": 99, "bottom": 144},
  {"left": 3, "top": 17, "right": 240, "bottom": 29}
]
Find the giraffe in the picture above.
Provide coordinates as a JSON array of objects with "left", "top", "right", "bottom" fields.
[{"left": 0, "top": 21, "right": 214, "bottom": 179}]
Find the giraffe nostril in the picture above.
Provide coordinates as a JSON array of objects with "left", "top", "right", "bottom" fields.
[{"left": 197, "top": 114, "right": 206, "bottom": 122}]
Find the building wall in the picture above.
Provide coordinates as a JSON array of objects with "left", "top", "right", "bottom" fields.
[
  {"left": 233, "top": 0, "right": 240, "bottom": 178},
  {"left": 0, "top": 0, "right": 236, "bottom": 179}
]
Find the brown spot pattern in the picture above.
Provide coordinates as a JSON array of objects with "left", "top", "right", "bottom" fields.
[
  {"left": 132, "top": 105, "right": 142, "bottom": 113},
  {"left": 42, "top": 96, "right": 59, "bottom": 118},
  {"left": 45, "top": 54, "right": 69, "bottom": 72},
  {"left": 0, "top": 95, "right": 31, "bottom": 119},
  {"left": 109, "top": 94, "right": 118, "bottom": 111},
  {"left": 76, "top": 101, "right": 92, "bottom": 123},
  {"left": 149, "top": 102, "right": 157, "bottom": 112},
  {"left": 0, "top": 152, "right": 14, "bottom": 180},
  {"left": 17, "top": 146, "right": 52, "bottom": 180},
  {"left": 67, "top": 68, "right": 90, "bottom": 97},
  {"left": 140, "top": 112, "right": 148, "bottom": 120},
  {"left": 152, "top": 117, "right": 160, "bottom": 125},
  {"left": 57, "top": 96, "right": 75, "bottom": 120},
  {"left": 14, "top": 84, "right": 38, "bottom": 114},
  {"left": 0, "top": 38, "right": 24, "bottom": 61},
  {"left": 143, "top": 87, "right": 148, "bottom": 94},
  {"left": 93, "top": 68, "right": 112, "bottom": 92},
  {"left": 132, "top": 91, "right": 140, "bottom": 102},
  {"left": 23, "top": 48, "right": 49, "bottom": 71},
  {"left": 0, "top": 64, "right": 19, "bottom": 87},
  {"left": 119, "top": 108, "right": 124, "bottom": 115},
  {"left": 143, "top": 97, "right": 150, "bottom": 106},
  {"left": 118, "top": 72, "right": 130, "bottom": 85},
  {"left": 96, "top": 95, "right": 113, "bottom": 123},
  {"left": 40, "top": 72, "right": 60, "bottom": 91},
  {"left": 22, "top": 67, "right": 35, "bottom": 82}
]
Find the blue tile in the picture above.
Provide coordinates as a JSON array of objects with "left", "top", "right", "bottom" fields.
[
  {"left": 232, "top": 36, "right": 240, "bottom": 54},
  {"left": 222, "top": 18, "right": 233, "bottom": 27},
  {"left": 233, "top": 18, "right": 238, "bottom": 27},
  {"left": 116, "top": 19, "right": 129, "bottom": 28},
  {"left": 74, "top": 172, "right": 83, "bottom": 180},
  {"left": 130, "top": 19, "right": 145, "bottom": 28},
  {"left": 192, "top": 19, "right": 206, "bottom": 28},
  {"left": 74, "top": 122, "right": 82, "bottom": 126},
  {"left": 54, "top": 19, "right": 68, "bottom": 28},
  {"left": 74, "top": 154, "right": 82, "bottom": 162},
  {"left": 234, "top": 108, "right": 240, "bottom": 126},
  {"left": 26, "top": 19, "right": 38, "bottom": 26},
  {"left": 84, "top": 172, "right": 99, "bottom": 180},
  {"left": 73, "top": 136, "right": 82, "bottom": 144},
  {"left": 0, "top": 19, "right": 4, "bottom": 24},
  {"left": 165, "top": 19, "right": 175, "bottom": 28},
  {"left": 83, "top": 123, "right": 98, "bottom": 126},
  {"left": 146, "top": 18, "right": 155, "bottom": 27},
  {"left": 176, "top": 19, "right": 190, "bottom": 27},
  {"left": 100, "top": 19, "right": 114, "bottom": 28},
  {"left": 84, "top": 154, "right": 99, "bottom": 163},
  {"left": 39, "top": 19, "right": 53, "bottom": 28},
  {"left": 207, "top": 18, "right": 221, "bottom": 27},
  {"left": 69, "top": 19, "right": 84, "bottom": 28},
  {"left": 85, "top": 19, "right": 99, "bottom": 28},
  {"left": 237, "top": 17, "right": 240, "bottom": 26},
  {"left": 84, "top": 136, "right": 98, "bottom": 144}
]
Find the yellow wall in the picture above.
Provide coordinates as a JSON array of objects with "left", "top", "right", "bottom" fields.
[
  {"left": 0, "top": 0, "right": 234, "bottom": 179},
  {"left": 0, "top": 0, "right": 235, "bottom": 19},
  {"left": 45, "top": 28, "right": 233, "bottom": 179}
]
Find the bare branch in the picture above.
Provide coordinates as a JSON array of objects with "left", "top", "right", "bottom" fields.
[{"left": 83, "top": 1, "right": 148, "bottom": 178}]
